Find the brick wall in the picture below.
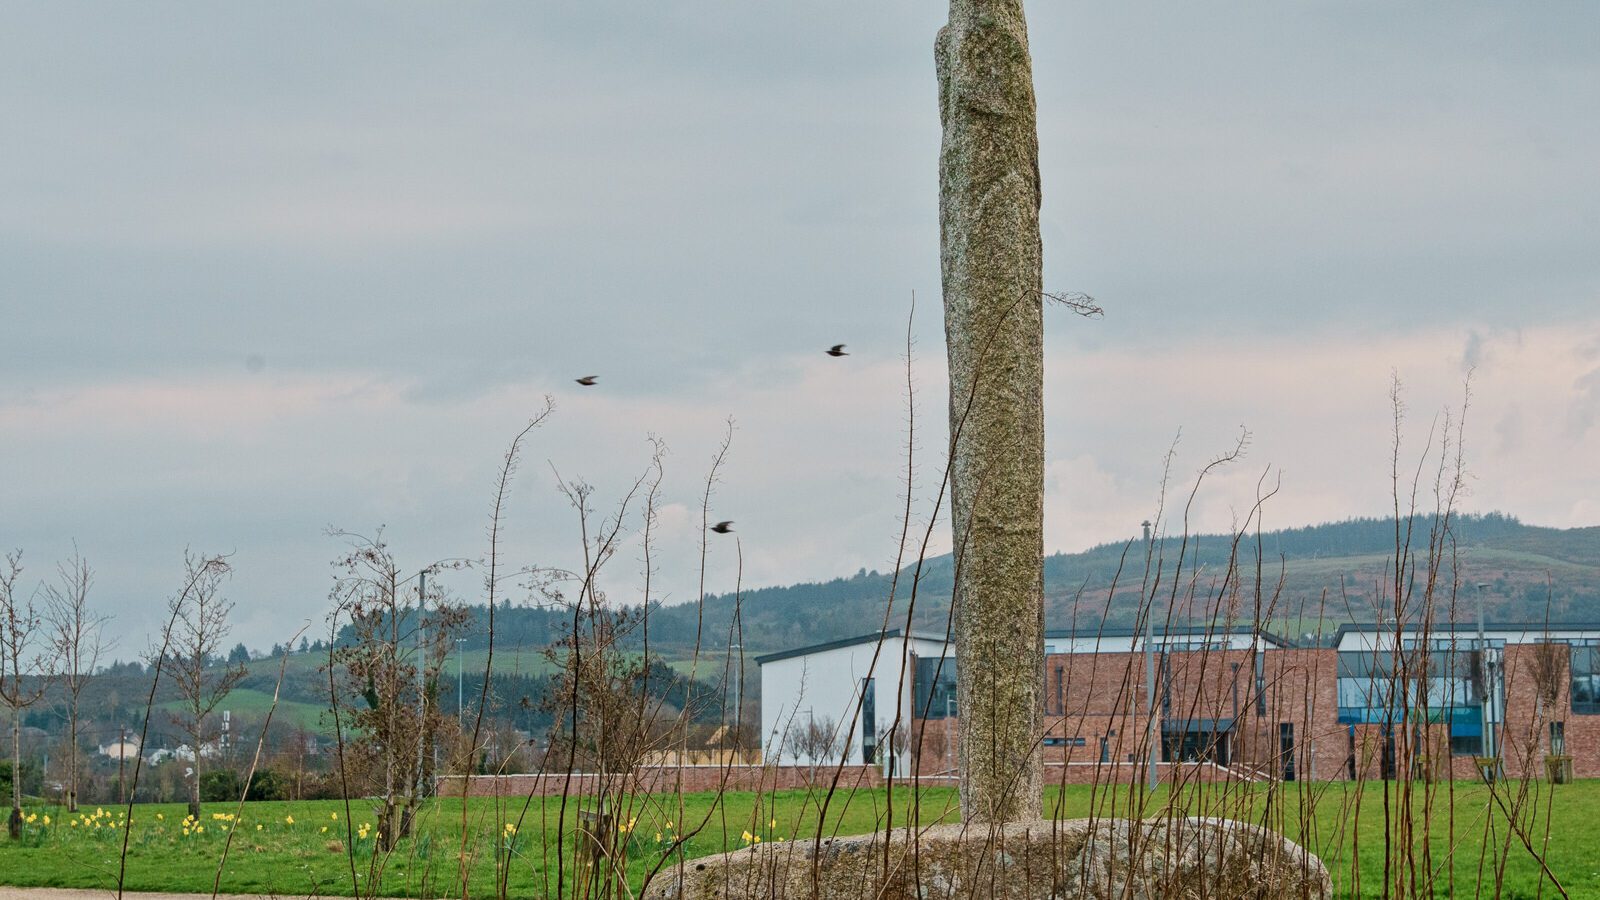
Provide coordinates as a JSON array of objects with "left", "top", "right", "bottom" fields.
[{"left": 439, "top": 764, "right": 886, "bottom": 798}]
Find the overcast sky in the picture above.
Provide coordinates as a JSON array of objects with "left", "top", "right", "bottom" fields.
[{"left": 4, "top": 2, "right": 1598, "bottom": 656}]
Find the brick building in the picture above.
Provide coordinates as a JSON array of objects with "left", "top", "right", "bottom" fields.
[{"left": 901, "top": 623, "right": 1600, "bottom": 783}]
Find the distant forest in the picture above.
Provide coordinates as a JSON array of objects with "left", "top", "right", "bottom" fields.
[
  {"left": 13, "top": 512, "right": 1596, "bottom": 756},
  {"left": 431, "top": 512, "right": 1600, "bottom": 659}
]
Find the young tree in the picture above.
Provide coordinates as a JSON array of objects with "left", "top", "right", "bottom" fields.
[
  {"left": 543, "top": 612, "right": 680, "bottom": 776},
  {"left": 159, "top": 554, "right": 246, "bottom": 819},
  {"left": 43, "top": 548, "right": 110, "bottom": 813},
  {"left": 0, "top": 552, "right": 48, "bottom": 838},
  {"left": 936, "top": 0, "right": 1047, "bottom": 823},
  {"left": 329, "top": 530, "right": 466, "bottom": 851},
  {"left": 787, "top": 715, "right": 840, "bottom": 779}
]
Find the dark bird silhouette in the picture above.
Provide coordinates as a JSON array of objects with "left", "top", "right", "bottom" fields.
[
  {"left": 826, "top": 344, "right": 848, "bottom": 357},
  {"left": 575, "top": 376, "right": 598, "bottom": 386},
  {"left": 710, "top": 521, "right": 734, "bottom": 534}
]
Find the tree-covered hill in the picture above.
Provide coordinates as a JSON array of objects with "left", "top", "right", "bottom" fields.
[{"left": 462, "top": 513, "right": 1597, "bottom": 659}]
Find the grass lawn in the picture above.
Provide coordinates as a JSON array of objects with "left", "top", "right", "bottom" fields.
[{"left": 1, "top": 780, "right": 1596, "bottom": 898}]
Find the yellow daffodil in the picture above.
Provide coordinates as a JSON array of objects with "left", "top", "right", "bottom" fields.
[{"left": 284, "top": 815, "right": 295, "bottom": 825}]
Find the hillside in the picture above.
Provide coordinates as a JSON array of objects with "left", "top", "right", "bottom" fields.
[
  {"left": 15, "top": 513, "right": 1595, "bottom": 751},
  {"left": 489, "top": 512, "right": 1597, "bottom": 658},
  {"left": 279, "top": 513, "right": 1600, "bottom": 677}
]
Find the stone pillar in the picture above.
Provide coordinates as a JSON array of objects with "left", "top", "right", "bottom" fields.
[{"left": 935, "top": 0, "right": 1045, "bottom": 823}]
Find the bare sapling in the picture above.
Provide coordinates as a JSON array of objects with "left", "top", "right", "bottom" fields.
[
  {"left": 328, "top": 528, "right": 469, "bottom": 851},
  {"left": 43, "top": 546, "right": 110, "bottom": 813},
  {"left": 157, "top": 554, "right": 246, "bottom": 819},
  {"left": 0, "top": 551, "right": 48, "bottom": 839}
]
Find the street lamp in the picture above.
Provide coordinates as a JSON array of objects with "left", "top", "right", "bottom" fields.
[
  {"left": 1475, "top": 582, "right": 1499, "bottom": 781},
  {"left": 456, "top": 638, "right": 467, "bottom": 723},
  {"left": 1142, "top": 520, "right": 1158, "bottom": 793},
  {"left": 945, "top": 690, "right": 956, "bottom": 775},
  {"left": 730, "top": 643, "right": 743, "bottom": 751}
]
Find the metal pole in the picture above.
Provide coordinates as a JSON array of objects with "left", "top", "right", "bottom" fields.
[
  {"left": 730, "top": 643, "right": 743, "bottom": 750},
  {"left": 946, "top": 692, "right": 955, "bottom": 775},
  {"left": 1143, "top": 521, "right": 1158, "bottom": 793},
  {"left": 416, "top": 570, "right": 428, "bottom": 798},
  {"left": 1476, "top": 582, "right": 1496, "bottom": 780},
  {"left": 456, "top": 638, "right": 465, "bottom": 724}
]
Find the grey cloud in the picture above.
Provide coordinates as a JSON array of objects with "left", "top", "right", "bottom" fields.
[
  {"left": 3, "top": 2, "right": 1599, "bottom": 654},
  {"left": 1463, "top": 331, "right": 1487, "bottom": 372},
  {"left": 1570, "top": 367, "right": 1600, "bottom": 438}
]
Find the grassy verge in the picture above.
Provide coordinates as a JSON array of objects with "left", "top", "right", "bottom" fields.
[{"left": 0, "top": 780, "right": 1595, "bottom": 897}]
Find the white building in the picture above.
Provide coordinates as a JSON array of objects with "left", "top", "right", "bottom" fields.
[{"left": 756, "top": 629, "right": 950, "bottom": 772}]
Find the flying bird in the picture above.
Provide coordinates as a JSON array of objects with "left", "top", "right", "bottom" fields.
[
  {"left": 575, "top": 376, "right": 598, "bottom": 386},
  {"left": 710, "top": 521, "right": 734, "bottom": 534},
  {"left": 826, "top": 344, "right": 848, "bottom": 357}
]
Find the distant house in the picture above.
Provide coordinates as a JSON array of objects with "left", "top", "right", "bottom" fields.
[
  {"left": 97, "top": 738, "right": 140, "bottom": 760},
  {"left": 170, "top": 741, "right": 224, "bottom": 763},
  {"left": 756, "top": 629, "right": 951, "bottom": 773}
]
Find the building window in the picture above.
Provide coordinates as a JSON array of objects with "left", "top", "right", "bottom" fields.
[
  {"left": 1278, "top": 722, "right": 1295, "bottom": 782},
  {"left": 860, "top": 677, "right": 876, "bottom": 761},
  {"left": 1042, "top": 736, "right": 1087, "bottom": 747},
  {"left": 1159, "top": 653, "right": 1173, "bottom": 716},
  {"left": 912, "top": 656, "right": 958, "bottom": 719},
  {"left": 1338, "top": 642, "right": 1490, "bottom": 725},
  {"left": 1255, "top": 652, "right": 1268, "bottom": 716},
  {"left": 1572, "top": 642, "right": 1600, "bottom": 714}
]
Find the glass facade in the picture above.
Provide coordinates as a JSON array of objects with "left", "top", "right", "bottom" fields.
[
  {"left": 912, "top": 655, "right": 957, "bottom": 719},
  {"left": 1336, "top": 639, "right": 1499, "bottom": 755},
  {"left": 1572, "top": 641, "right": 1600, "bottom": 714}
]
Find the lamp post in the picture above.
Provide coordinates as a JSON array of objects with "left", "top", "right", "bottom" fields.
[
  {"left": 456, "top": 638, "right": 466, "bottom": 724},
  {"left": 1476, "top": 582, "right": 1498, "bottom": 781},
  {"left": 943, "top": 691, "right": 957, "bottom": 775},
  {"left": 415, "top": 569, "right": 428, "bottom": 799},
  {"left": 1142, "top": 520, "right": 1158, "bottom": 793},
  {"left": 730, "top": 643, "right": 743, "bottom": 751}
]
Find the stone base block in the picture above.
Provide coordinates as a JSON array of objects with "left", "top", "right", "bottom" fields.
[{"left": 644, "top": 817, "right": 1331, "bottom": 900}]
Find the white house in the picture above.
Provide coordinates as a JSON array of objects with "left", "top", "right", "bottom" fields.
[{"left": 756, "top": 629, "right": 950, "bottom": 772}]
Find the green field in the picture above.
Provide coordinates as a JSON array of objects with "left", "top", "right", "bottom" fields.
[{"left": 1, "top": 781, "right": 1595, "bottom": 898}]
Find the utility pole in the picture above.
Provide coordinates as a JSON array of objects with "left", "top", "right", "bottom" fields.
[
  {"left": 946, "top": 692, "right": 956, "bottom": 775},
  {"left": 415, "top": 569, "right": 428, "bottom": 799},
  {"left": 730, "top": 643, "right": 743, "bottom": 750},
  {"left": 1476, "top": 582, "right": 1498, "bottom": 782},
  {"left": 117, "top": 724, "right": 126, "bottom": 804},
  {"left": 456, "top": 638, "right": 466, "bottom": 724},
  {"left": 1143, "top": 520, "right": 1158, "bottom": 793}
]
